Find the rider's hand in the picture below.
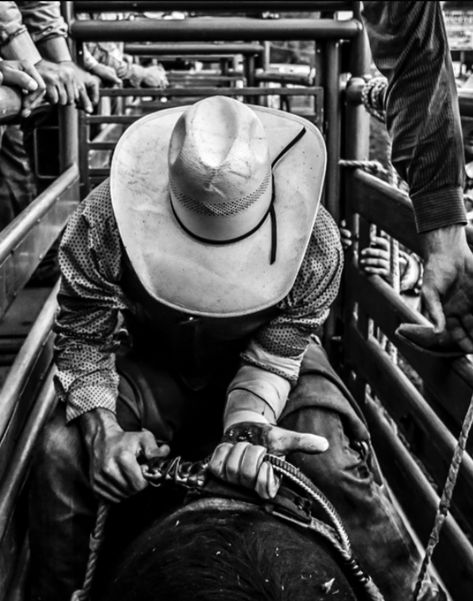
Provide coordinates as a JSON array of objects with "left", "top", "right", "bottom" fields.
[
  {"left": 0, "top": 60, "right": 45, "bottom": 117},
  {"left": 421, "top": 224, "right": 473, "bottom": 353},
  {"left": 80, "top": 408, "right": 170, "bottom": 503},
  {"left": 209, "top": 422, "right": 328, "bottom": 500}
]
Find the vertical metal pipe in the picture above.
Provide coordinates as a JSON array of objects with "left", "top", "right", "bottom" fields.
[
  {"left": 341, "top": 1, "right": 371, "bottom": 399},
  {"left": 324, "top": 40, "right": 341, "bottom": 222}
]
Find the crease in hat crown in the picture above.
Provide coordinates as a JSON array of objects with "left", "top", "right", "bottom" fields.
[{"left": 168, "top": 96, "right": 273, "bottom": 242}]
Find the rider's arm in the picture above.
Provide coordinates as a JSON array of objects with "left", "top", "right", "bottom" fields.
[
  {"left": 224, "top": 206, "right": 343, "bottom": 430},
  {"left": 362, "top": 0, "right": 466, "bottom": 233},
  {"left": 54, "top": 179, "right": 128, "bottom": 423}
]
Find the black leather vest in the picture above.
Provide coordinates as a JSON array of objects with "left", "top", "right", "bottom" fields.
[{"left": 121, "top": 255, "right": 281, "bottom": 390}]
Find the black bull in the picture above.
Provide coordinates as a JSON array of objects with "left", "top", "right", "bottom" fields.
[{"left": 98, "top": 481, "right": 383, "bottom": 601}]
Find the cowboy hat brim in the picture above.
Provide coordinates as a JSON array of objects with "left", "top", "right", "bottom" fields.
[{"left": 110, "top": 103, "right": 326, "bottom": 317}]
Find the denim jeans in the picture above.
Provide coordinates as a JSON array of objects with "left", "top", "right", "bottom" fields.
[{"left": 28, "top": 342, "right": 444, "bottom": 601}]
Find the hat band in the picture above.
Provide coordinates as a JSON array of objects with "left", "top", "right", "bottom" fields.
[{"left": 170, "top": 126, "right": 306, "bottom": 265}]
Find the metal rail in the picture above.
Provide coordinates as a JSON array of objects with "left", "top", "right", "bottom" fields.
[
  {"left": 70, "top": 17, "right": 362, "bottom": 41},
  {"left": 74, "top": 1, "right": 354, "bottom": 12},
  {"left": 0, "top": 283, "right": 59, "bottom": 464},
  {"left": 124, "top": 42, "right": 264, "bottom": 55}
]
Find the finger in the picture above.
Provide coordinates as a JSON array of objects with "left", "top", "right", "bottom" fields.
[
  {"left": 360, "top": 256, "right": 390, "bottom": 268},
  {"left": 56, "top": 81, "right": 68, "bottom": 106},
  {"left": 65, "top": 79, "right": 77, "bottom": 105},
  {"left": 87, "top": 76, "right": 100, "bottom": 105},
  {"left": 362, "top": 266, "right": 390, "bottom": 277},
  {"left": 46, "top": 83, "right": 59, "bottom": 105},
  {"left": 460, "top": 313, "right": 473, "bottom": 349},
  {"left": 370, "top": 236, "right": 390, "bottom": 251},
  {"left": 209, "top": 443, "right": 233, "bottom": 479},
  {"left": 422, "top": 284, "right": 446, "bottom": 333},
  {"left": 224, "top": 441, "right": 252, "bottom": 484},
  {"left": 3, "top": 67, "right": 39, "bottom": 92},
  {"left": 255, "top": 461, "right": 280, "bottom": 500},
  {"left": 266, "top": 427, "right": 329, "bottom": 455},
  {"left": 447, "top": 316, "right": 473, "bottom": 353},
  {"left": 238, "top": 444, "right": 267, "bottom": 488},
  {"left": 78, "top": 86, "right": 93, "bottom": 113},
  {"left": 117, "top": 453, "right": 149, "bottom": 493},
  {"left": 20, "top": 62, "right": 45, "bottom": 92},
  {"left": 361, "top": 248, "right": 390, "bottom": 260},
  {"left": 139, "top": 430, "right": 170, "bottom": 459}
]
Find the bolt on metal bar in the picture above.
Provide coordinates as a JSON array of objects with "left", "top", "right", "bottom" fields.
[{"left": 70, "top": 17, "right": 362, "bottom": 42}]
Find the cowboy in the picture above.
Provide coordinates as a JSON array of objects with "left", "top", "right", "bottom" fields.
[{"left": 28, "top": 96, "right": 443, "bottom": 601}]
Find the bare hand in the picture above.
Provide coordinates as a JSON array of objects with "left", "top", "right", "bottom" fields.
[
  {"left": 360, "top": 235, "right": 391, "bottom": 279},
  {"left": 35, "top": 60, "right": 100, "bottom": 113},
  {"left": 421, "top": 225, "right": 473, "bottom": 353},
  {"left": 80, "top": 409, "right": 170, "bottom": 503},
  {"left": 209, "top": 422, "right": 328, "bottom": 500},
  {"left": 89, "top": 62, "right": 121, "bottom": 86},
  {"left": 0, "top": 60, "right": 45, "bottom": 117}
]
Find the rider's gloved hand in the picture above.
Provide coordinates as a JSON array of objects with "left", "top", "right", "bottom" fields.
[{"left": 209, "top": 421, "right": 328, "bottom": 500}]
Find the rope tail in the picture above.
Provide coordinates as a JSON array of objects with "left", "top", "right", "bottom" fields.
[
  {"left": 412, "top": 392, "right": 473, "bottom": 600},
  {"left": 70, "top": 502, "right": 110, "bottom": 601}
]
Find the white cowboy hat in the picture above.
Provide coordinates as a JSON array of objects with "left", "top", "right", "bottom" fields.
[{"left": 110, "top": 96, "right": 326, "bottom": 317}]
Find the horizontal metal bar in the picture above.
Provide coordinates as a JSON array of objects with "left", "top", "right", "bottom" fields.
[
  {"left": 125, "top": 42, "right": 264, "bottom": 55},
  {"left": 345, "top": 259, "right": 473, "bottom": 431},
  {"left": 347, "top": 168, "right": 420, "bottom": 254},
  {"left": 0, "top": 165, "right": 78, "bottom": 264},
  {"left": 346, "top": 324, "right": 473, "bottom": 525},
  {"left": 359, "top": 379, "right": 473, "bottom": 599},
  {"left": 0, "top": 370, "right": 56, "bottom": 542},
  {"left": 74, "top": 2, "right": 354, "bottom": 12},
  {"left": 0, "top": 283, "right": 58, "bottom": 460},
  {"left": 459, "top": 88, "right": 473, "bottom": 118},
  {"left": 87, "top": 141, "right": 116, "bottom": 150},
  {"left": 99, "top": 85, "right": 322, "bottom": 96},
  {"left": 71, "top": 17, "right": 362, "bottom": 41}
]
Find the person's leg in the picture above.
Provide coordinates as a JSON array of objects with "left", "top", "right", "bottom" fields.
[
  {"left": 28, "top": 353, "right": 188, "bottom": 601},
  {"left": 279, "top": 344, "right": 444, "bottom": 601}
]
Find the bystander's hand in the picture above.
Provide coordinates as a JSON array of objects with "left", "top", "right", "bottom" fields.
[
  {"left": 421, "top": 224, "right": 473, "bottom": 353},
  {"left": 209, "top": 421, "right": 328, "bottom": 500},
  {"left": 88, "top": 62, "right": 121, "bottom": 87},
  {"left": 0, "top": 59, "right": 45, "bottom": 117},
  {"left": 35, "top": 59, "right": 100, "bottom": 113},
  {"left": 79, "top": 408, "right": 170, "bottom": 503}
]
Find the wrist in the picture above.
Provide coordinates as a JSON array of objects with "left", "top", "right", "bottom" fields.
[
  {"left": 79, "top": 408, "right": 121, "bottom": 444},
  {"left": 36, "top": 37, "right": 71, "bottom": 63},
  {"left": 420, "top": 225, "right": 468, "bottom": 261}
]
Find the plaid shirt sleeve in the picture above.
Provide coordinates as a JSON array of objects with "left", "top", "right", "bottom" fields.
[
  {"left": 54, "top": 179, "right": 129, "bottom": 423},
  {"left": 362, "top": 1, "right": 466, "bottom": 233},
  {"left": 241, "top": 206, "right": 343, "bottom": 383}
]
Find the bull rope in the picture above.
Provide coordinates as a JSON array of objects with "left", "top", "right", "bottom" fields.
[{"left": 70, "top": 454, "right": 384, "bottom": 601}]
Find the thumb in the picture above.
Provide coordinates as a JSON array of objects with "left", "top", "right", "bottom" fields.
[
  {"left": 266, "top": 426, "right": 329, "bottom": 455},
  {"left": 139, "top": 429, "right": 170, "bottom": 459},
  {"left": 422, "top": 283, "right": 446, "bottom": 333}
]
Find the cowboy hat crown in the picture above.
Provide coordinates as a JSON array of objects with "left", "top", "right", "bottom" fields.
[{"left": 169, "top": 97, "right": 273, "bottom": 243}]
